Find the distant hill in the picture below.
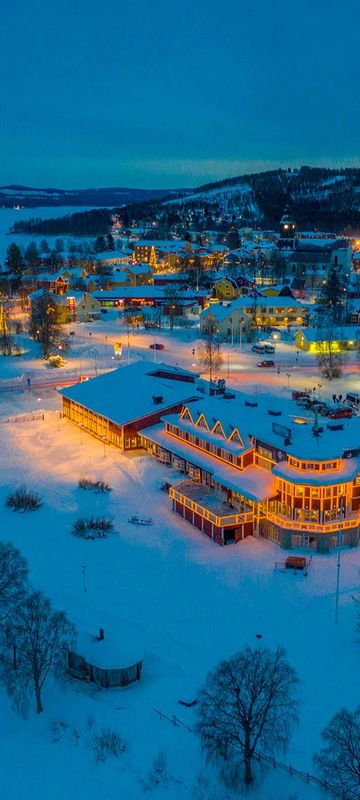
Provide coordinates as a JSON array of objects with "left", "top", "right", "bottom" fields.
[
  {"left": 115, "top": 166, "right": 360, "bottom": 234},
  {"left": 158, "top": 166, "right": 360, "bottom": 232},
  {"left": 0, "top": 184, "right": 189, "bottom": 209},
  {"left": 8, "top": 166, "right": 360, "bottom": 236}
]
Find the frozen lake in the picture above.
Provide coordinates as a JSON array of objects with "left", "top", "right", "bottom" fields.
[{"left": 0, "top": 206, "right": 104, "bottom": 266}]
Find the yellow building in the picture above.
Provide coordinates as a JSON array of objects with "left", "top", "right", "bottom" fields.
[{"left": 295, "top": 327, "right": 360, "bottom": 353}]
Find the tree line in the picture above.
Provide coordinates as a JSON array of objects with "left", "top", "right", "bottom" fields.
[{"left": 11, "top": 208, "right": 112, "bottom": 237}]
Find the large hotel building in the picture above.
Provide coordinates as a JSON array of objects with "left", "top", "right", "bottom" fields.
[{"left": 60, "top": 363, "right": 360, "bottom": 553}]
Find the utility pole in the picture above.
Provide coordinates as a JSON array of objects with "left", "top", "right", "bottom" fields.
[{"left": 81, "top": 564, "right": 87, "bottom": 593}]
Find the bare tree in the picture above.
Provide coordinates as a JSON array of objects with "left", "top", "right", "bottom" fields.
[
  {"left": 316, "top": 323, "right": 347, "bottom": 380},
  {"left": 0, "top": 591, "right": 76, "bottom": 714},
  {"left": 164, "top": 284, "right": 182, "bottom": 331},
  {"left": 29, "top": 293, "right": 67, "bottom": 359},
  {"left": 314, "top": 707, "right": 360, "bottom": 799},
  {"left": 198, "top": 318, "right": 223, "bottom": 386},
  {"left": 0, "top": 543, "right": 28, "bottom": 620},
  {"left": 195, "top": 645, "right": 299, "bottom": 787},
  {"left": 0, "top": 303, "right": 14, "bottom": 355}
]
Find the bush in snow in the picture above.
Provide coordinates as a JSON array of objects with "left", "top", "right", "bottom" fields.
[
  {"left": 51, "top": 718, "right": 69, "bottom": 742},
  {"left": 72, "top": 517, "right": 114, "bottom": 539},
  {"left": 48, "top": 355, "right": 65, "bottom": 368},
  {"left": 92, "top": 727, "right": 126, "bottom": 763},
  {"left": 145, "top": 751, "right": 169, "bottom": 789},
  {"left": 78, "top": 477, "right": 112, "bottom": 493},
  {"left": 6, "top": 486, "right": 42, "bottom": 512}
]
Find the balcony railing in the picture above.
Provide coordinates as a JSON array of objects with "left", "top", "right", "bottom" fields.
[
  {"left": 267, "top": 510, "right": 360, "bottom": 534},
  {"left": 170, "top": 482, "right": 253, "bottom": 528}
]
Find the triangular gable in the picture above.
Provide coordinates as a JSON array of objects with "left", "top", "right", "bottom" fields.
[
  {"left": 212, "top": 420, "right": 226, "bottom": 437},
  {"left": 180, "top": 407, "right": 193, "bottom": 423},
  {"left": 195, "top": 413, "right": 209, "bottom": 430},
  {"left": 229, "top": 428, "right": 244, "bottom": 446}
]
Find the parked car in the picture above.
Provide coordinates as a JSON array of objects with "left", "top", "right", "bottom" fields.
[
  {"left": 149, "top": 343, "right": 165, "bottom": 350},
  {"left": 257, "top": 360, "right": 275, "bottom": 368},
  {"left": 264, "top": 344, "right": 275, "bottom": 354},
  {"left": 292, "top": 390, "right": 310, "bottom": 401},
  {"left": 252, "top": 344, "right": 265, "bottom": 353},
  {"left": 328, "top": 407, "right": 353, "bottom": 419},
  {"left": 296, "top": 396, "right": 313, "bottom": 408},
  {"left": 345, "top": 392, "right": 360, "bottom": 408}
]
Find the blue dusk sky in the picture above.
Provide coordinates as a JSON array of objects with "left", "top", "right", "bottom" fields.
[{"left": 1, "top": 0, "right": 360, "bottom": 189}]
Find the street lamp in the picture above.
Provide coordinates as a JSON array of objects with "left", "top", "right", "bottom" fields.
[
  {"left": 81, "top": 564, "right": 87, "bottom": 593},
  {"left": 101, "top": 435, "right": 107, "bottom": 458},
  {"left": 335, "top": 497, "right": 344, "bottom": 624}
]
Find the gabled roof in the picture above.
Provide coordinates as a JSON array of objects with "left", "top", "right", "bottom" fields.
[{"left": 59, "top": 361, "right": 198, "bottom": 427}]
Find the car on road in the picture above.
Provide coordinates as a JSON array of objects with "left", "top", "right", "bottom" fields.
[
  {"left": 257, "top": 360, "right": 275, "bottom": 368},
  {"left": 149, "top": 343, "right": 165, "bottom": 350}
]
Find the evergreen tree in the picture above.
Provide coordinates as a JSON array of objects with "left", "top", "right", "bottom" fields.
[
  {"left": 24, "top": 242, "right": 39, "bottom": 270},
  {"left": 40, "top": 239, "right": 50, "bottom": 254},
  {"left": 225, "top": 227, "right": 240, "bottom": 250},
  {"left": 55, "top": 238, "right": 64, "bottom": 253},
  {"left": 106, "top": 233, "right": 115, "bottom": 251},
  {"left": 94, "top": 235, "right": 107, "bottom": 253},
  {"left": 319, "top": 265, "right": 346, "bottom": 323},
  {"left": 6, "top": 243, "right": 23, "bottom": 276}
]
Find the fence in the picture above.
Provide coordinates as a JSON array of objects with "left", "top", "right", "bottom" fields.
[
  {"left": 153, "top": 708, "right": 353, "bottom": 800},
  {"left": 0, "top": 411, "right": 60, "bottom": 425}
]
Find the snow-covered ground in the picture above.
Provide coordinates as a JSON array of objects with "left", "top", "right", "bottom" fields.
[{"left": 0, "top": 326, "right": 359, "bottom": 799}]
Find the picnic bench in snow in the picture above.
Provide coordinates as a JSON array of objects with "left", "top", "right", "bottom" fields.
[
  {"left": 128, "top": 515, "right": 153, "bottom": 526},
  {"left": 275, "top": 556, "right": 311, "bottom": 575}
]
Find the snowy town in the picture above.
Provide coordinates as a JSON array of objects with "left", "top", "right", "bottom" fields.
[
  {"left": 0, "top": 187, "right": 359, "bottom": 799},
  {"left": 1, "top": 1, "right": 360, "bottom": 798}
]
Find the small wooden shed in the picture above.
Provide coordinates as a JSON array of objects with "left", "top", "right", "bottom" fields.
[{"left": 67, "top": 628, "right": 143, "bottom": 688}]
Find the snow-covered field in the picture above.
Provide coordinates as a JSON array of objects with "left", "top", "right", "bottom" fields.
[{"left": 0, "top": 333, "right": 359, "bottom": 799}]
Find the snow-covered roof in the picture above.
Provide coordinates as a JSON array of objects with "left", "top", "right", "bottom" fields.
[
  {"left": 200, "top": 295, "right": 304, "bottom": 320},
  {"left": 166, "top": 391, "right": 360, "bottom": 462},
  {"left": 92, "top": 286, "right": 206, "bottom": 300},
  {"left": 126, "top": 263, "right": 152, "bottom": 274},
  {"left": 298, "top": 326, "right": 360, "bottom": 342},
  {"left": 141, "top": 422, "right": 276, "bottom": 502},
  {"left": 72, "top": 626, "right": 143, "bottom": 670},
  {"left": 59, "top": 361, "right": 198, "bottom": 427},
  {"left": 273, "top": 458, "right": 359, "bottom": 486}
]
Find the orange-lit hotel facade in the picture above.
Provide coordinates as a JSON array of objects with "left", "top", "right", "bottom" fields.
[
  {"left": 60, "top": 364, "right": 360, "bottom": 553},
  {"left": 139, "top": 399, "right": 360, "bottom": 552}
]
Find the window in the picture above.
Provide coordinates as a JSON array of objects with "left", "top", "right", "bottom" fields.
[
  {"left": 213, "top": 421, "right": 225, "bottom": 437},
  {"left": 196, "top": 414, "right": 209, "bottom": 430},
  {"left": 295, "top": 486, "right": 304, "bottom": 497},
  {"left": 258, "top": 446, "right": 273, "bottom": 460}
]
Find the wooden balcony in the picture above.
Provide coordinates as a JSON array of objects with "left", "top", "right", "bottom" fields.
[{"left": 169, "top": 480, "right": 253, "bottom": 528}]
